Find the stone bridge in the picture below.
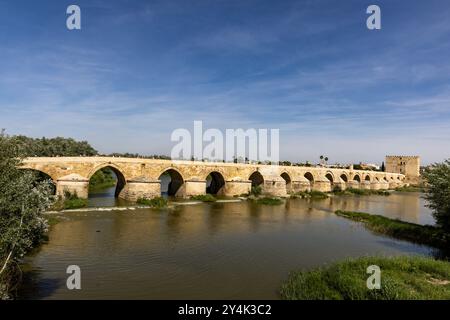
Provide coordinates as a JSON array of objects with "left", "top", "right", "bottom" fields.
[{"left": 21, "top": 157, "right": 407, "bottom": 201}]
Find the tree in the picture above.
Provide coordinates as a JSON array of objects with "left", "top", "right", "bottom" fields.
[
  {"left": 9, "top": 135, "right": 98, "bottom": 157},
  {"left": 422, "top": 159, "right": 450, "bottom": 233},
  {"left": 0, "top": 130, "right": 53, "bottom": 299},
  {"left": 381, "top": 162, "right": 385, "bottom": 172}
]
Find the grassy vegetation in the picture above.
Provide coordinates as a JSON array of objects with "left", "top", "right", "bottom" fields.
[
  {"left": 255, "top": 197, "right": 284, "bottom": 205},
  {"left": 335, "top": 210, "right": 449, "bottom": 249},
  {"left": 332, "top": 188, "right": 390, "bottom": 196},
  {"left": 394, "top": 185, "right": 424, "bottom": 192},
  {"left": 290, "top": 190, "right": 329, "bottom": 199},
  {"left": 136, "top": 196, "right": 168, "bottom": 208},
  {"left": 280, "top": 255, "right": 450, "bottom": 300},
  {"left": 250, "top": 185, "right": 262, "bottom": 196},
  {"left": 190, "top": 194, "right": 217, "bottom": 202},
  {"left": 50, "top": 192, "right": 88, "bottom": 211}
]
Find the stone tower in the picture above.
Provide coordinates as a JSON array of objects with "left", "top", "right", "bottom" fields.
[{"left": 385, "top": 155, "right": 420, "bottom": 185}]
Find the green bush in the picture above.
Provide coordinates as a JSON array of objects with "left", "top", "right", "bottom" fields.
[
  {"left": 394, "top": 185, "right": 424, "bottom": 193},
  {"left": 256, "top": 197, "right": 283, "bottom": 205},
  {"left": 281, "top": 256, "right": 450, "bottom": 300},
  {"left": 136, "top": 197, "right": 168, "bottom": 208},
  {"left": 333, "top": 188, "right": 390, "bottom": 196},
  {"left": 190, "top": 194, "right": 217, "bottom": 202},
  {"left": 291, "top": 190, "right": 328, "bottom": 199},
  {"left": 334, "top": 210, "right": 448, "bottom": 249},
  {"left": 63, "top": 198, "right": 88, "bottom": 210},
  {"left": 422, "top": 160, "right": 450, "bottom": 233},
  {"left": 0, "top": 131, "right": 54, "bottom": 299},
  {"left": 250, "top": 185, "right": 262, "bottom": 196}
]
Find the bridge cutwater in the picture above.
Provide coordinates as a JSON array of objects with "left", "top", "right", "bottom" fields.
[{"left": 21, "top": 157, "right": 407, "bottom": 201}]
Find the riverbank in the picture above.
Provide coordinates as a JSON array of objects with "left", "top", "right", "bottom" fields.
[
  {"left": 280, "top": 255, "right": 450, "bottom": 300},
  {"left": 334, "top": 210, "right": 449, "bottom": 249}
]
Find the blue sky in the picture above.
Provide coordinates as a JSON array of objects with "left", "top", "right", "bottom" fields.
[{"left": 1, "top": 0, "right": 449, "bottom": 164}]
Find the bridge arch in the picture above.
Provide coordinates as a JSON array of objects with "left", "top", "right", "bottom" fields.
[
  {"left": 159, "top": 168, "right": 184, "bottom": 197},
  {"left": 353, "top": 174, "right": 361, "bottom": 182},
  {"left": 304, "top": 172, "right": 314, "bottom": 182},
  {"left": 249, "top": 171, "right": 264, "bottom": 187},
  {"left": 340, "top": 173, "right": 348, "bottom": 182},
  {"left": 303, "top": 172, "right": 314, "bottom": 190},
  {"left": 325, "top": 172, "right": 334, "bottom": 183},
  {"left": 364, "top": 174, "right": 371, "bottom": 182},
  {"left": 280, "top": 172, "right": 292, "bottom": 194},
  {"left": 88, "top": 164, "right": 127, "bottom": 198},
  {"left": 21, "top": 168, "right": 57, "bottom": 195},
  {"left": 206, "top": 171, "right": 225, "bottom": 195}
]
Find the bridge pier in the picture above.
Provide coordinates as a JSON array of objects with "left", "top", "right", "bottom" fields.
[
  {"left": 332, "top": 181, "right": 347, "bottom": 191},
  {"left": 379, "top": 181, "right": 389, "bottom": 190},
  {"left": 222, "top": 180, "right": 252, "bottom": 197},
  {"left": 261, "top": 177, "right": 287, "bottom": 197},
  {"left": 389, "top": 181, "right": 398, "bottom": 189},
  {"left": 119, "top": 180, "right": 161, "bottom": 202},
  {"left": 370, "top": 181, "right": 381, "bottom": 190},
  {"left": 56, "top": 177, "right": 89, "bottom": 199},
  {"left": 360, "top": 181, "right": 371, "bottom": 190},
  {"left": 312, "top": 179, "right": 332, "bottom": 192},
  {"left": 346, "top": 181, "right": 360, "bottom": 189},
  {"left": 179, "top": 180, "right": 207, "bottom": 198},
  {"left": 291, "top": 181, "right": 311, "bottom": 193}
]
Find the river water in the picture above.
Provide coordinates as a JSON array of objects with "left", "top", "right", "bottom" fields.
[{"left": 18, "top": 189, "right": 438, "bottom": 299}]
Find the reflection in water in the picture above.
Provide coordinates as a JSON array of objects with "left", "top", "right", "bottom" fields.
[
  {"left": 88, "top": 186, "right": 133, "bottom": 207},
  {"left": 19, "top": 193, "right": 437, "bottom": 299}
]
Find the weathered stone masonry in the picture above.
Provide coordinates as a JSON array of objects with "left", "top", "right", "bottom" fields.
[{"left": 21, "top": 157, "right": 407, "bottom": 201}]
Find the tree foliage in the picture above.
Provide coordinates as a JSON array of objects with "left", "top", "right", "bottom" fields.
[
  {"left": 0, "top": 131, "right": 53, "bottom": 299},
  {"left": 9, "top": 135, "right": 98, "bottom": 157},
  {"left": 423, "top": 159, "right": 450, "bottom": 233}
]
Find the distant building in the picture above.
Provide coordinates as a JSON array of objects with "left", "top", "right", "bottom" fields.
[
  {"left": 361, "top": 163, "right": 380, "bottom": 171},
  {"left": 385, "top": 155, "right": 421, "bottom": 185}
]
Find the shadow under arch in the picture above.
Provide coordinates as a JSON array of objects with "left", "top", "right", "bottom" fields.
[
  {"left": 249, "top": 171, "right": 264, "bottom": 187},
  {"left": 304, "top": 172, "right": 314, "bottom": 189},
  {"left": 206, "top": 171, "right": 225, "bottom": 195},
  {"left": 280, "top": 172, "right": 292, "bottom": 193},
  {"left": 159, "top": 168, "right": 184, "bottom": 196}
]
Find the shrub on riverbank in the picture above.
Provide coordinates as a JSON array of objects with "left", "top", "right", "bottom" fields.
[
  {"left": 290, "top": 191, "right": 328, "bottom": 199},
  {"left": 0, "top": 131, "right": 53, "bottom": 299},
  {"left": 250, "top": 185, "right": 262, "bottom": 196},
  {"left": 256, "top": 197, "right": 284, "bottom": 205},
  {"left": 394, "top": 185, "right": 424, "bottom": 192},
  {"left": 50, "top": 192, "right": 87, "bottom": 211},
  {"left": 280, "top": 256, "right": 450, "bottom": 300},
  {"left": 136, "top": 197, "right": 168, "bottom": 208},
  {"left": 422, "top": 159, "right": 450, "bottom": 233},
  {"left": 190, "top": 194, "right": 217, "bottom": 202},
  {"left": 333, "top": 188, "right": 390, "bottom": 196},
  {"left": 334, "top": 210, "right": 449, "bottom": 249}
]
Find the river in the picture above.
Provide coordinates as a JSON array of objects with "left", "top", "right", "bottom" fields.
[{"left": 18, "top": 189, "right": 438, "bottom": 299}]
